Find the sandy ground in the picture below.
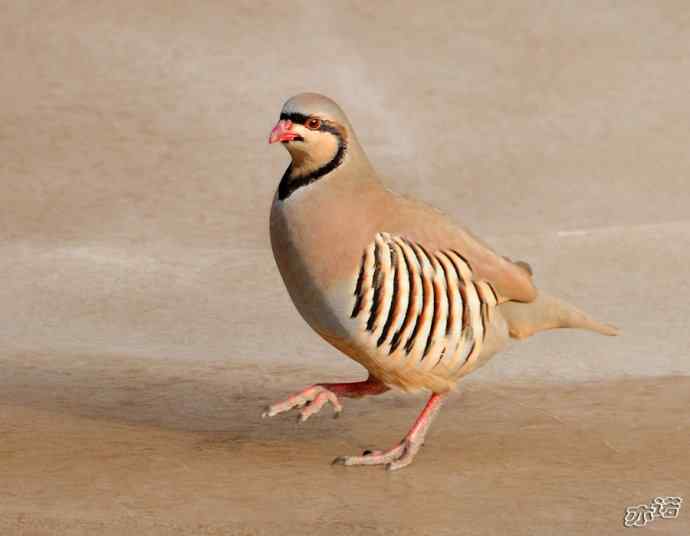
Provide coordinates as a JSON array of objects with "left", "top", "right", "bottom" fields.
[
  {"left": 1, "top": 352, "right": 688, "bottom": 535},
  {"left": 2, "top": 1, "right": 690, "bottom": 534}
]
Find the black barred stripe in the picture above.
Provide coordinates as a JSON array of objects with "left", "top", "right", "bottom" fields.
[
  {"left": 366, "top": 241, "right": 383, "bottom": 332},
  {"left": 441, "top": 251, "right": 469, "bottom": 331},
  {"left": 377, "top": 246, "right": 399, "bottom": 347},
  {"left": 456, "top": 323, "right": 474, "bottom": 354},
  {"left": 450, "top": 249, "right": 473, "bottom": 272},
  {"left": 473, "top": 282, "right": 487, "bottom": 342},
  {"left": 463, "top": 340, "right": 476, "bottom": 367},
  {"left": 458, "top": 283, "right": 470, "bottom": 330},
  {"left": 389, "top": 241, "right": 417, "bottom": 354},
  {"left": 435, "top": 346, "right": 447, "bottom": 368},
  {"left": 435, "top": 254, "right": 454, "bottom": 336},
  {"left": 350, "top": 252, "right": 367, "bottom": 318},
  {"left": 417, "top": 244, "right": 442, "bottom": 360},
  {"left": 417, "top": 243, "right": 434, "bottom": 264},
  {"left": 423, "top": 277, "right": 443, "bottom": 359},
  {"left": 404, "top": 241, "right": 431, "bottom": 355},
  {"left": 487, "top": 282, "right": 499, "bottom": 304}
]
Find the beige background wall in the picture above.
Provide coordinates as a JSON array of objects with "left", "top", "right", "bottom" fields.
[{"left": 1, "top": 1, "right": 689, "bottom": 379}]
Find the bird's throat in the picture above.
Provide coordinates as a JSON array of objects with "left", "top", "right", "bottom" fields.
[{"left": 278, "top": 139, "right": 347, "bottom": 201}]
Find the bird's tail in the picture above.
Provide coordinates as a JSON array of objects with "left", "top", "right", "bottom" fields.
[{"left": 498, "top": 291, "right": 620, "bottom": 340}]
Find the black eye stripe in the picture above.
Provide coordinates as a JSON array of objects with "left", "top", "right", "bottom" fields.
[
  {"left": 279, "top": 112, "right": 338, "bottom": 134},
  {"left": 280, "top": 112, "right": 309, "bottom": 124}
]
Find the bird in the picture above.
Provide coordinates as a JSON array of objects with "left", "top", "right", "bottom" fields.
[{"left": 262, "top": 92, "right": 619, "bottom": 470}]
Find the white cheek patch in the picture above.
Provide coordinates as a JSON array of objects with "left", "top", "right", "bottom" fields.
[{"left": 286, "top": 130, "right": 337, "bottom": 174}]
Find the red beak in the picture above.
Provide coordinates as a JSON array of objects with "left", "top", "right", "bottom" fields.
[{"left": 268, "top": 119, "right": 300, "bottom": 144}]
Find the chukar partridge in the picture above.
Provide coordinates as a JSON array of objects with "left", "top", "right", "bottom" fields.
[{"left": 263, "top": 93, "right": 618, "bottom": 470}]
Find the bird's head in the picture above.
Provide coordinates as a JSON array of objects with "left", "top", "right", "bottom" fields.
[
  {"left": 269, "top": 93, "right": 355, "bottom": 199},
  {"left": 269, "top": 93, "right": 350, "bottom": 160}
]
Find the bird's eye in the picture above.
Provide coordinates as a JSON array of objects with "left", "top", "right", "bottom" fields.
[{"left": 306, "top": 117, "right": 321, "bottom": 130}]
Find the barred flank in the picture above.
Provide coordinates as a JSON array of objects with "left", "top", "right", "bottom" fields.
[{"left": 351, "top": 233, "right": 497, "bottom": 374}]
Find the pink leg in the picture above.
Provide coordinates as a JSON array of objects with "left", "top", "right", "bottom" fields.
[
  {"left": 319, "top": 376, "right": 390, "bottom": 398},
  {"left": 332, "top": 392, "right": 447, "bottom": 471},
  {"left": 261, "top": 375, "right": 389, "bottom": 422}
]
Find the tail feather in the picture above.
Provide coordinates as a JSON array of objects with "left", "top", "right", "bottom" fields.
[{"left": 498, "top": 291, "right": 620, "bottom": 340}]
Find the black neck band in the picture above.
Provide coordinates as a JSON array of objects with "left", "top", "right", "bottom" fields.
[{"left": 277, "top": 121, "right": 347, "bottom": 201}]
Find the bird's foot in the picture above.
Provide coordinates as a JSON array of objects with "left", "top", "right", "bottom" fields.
[
  {"left": 331, "top": 392, "right": 446, "bottom": 471},
  {"left": 331, "top": 436, "right": 423, "bottom": 471},
  {"left": 261, "top": 384, "right": 343, "bottom": 422}
]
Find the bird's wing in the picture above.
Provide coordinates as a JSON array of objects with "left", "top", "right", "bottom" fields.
[
  {"left": 377, "top": 194, "right": 538, "bottom": 304},
  {"left": 443, "top": 225, "right": 537, "bottom": 304}
]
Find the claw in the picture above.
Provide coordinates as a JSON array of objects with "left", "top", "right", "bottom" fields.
[
  {"left": 329, "top": 393, "right": 446, "bottom": 470},
  {"left": 263, "top": 385, "right": 343, "bottom": 422},
  {"left": 386, "top": 447, "right": 417, "bottom": 471},
  {"left": 331, "top": 442, "right": 407, "bottom": 467}
]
